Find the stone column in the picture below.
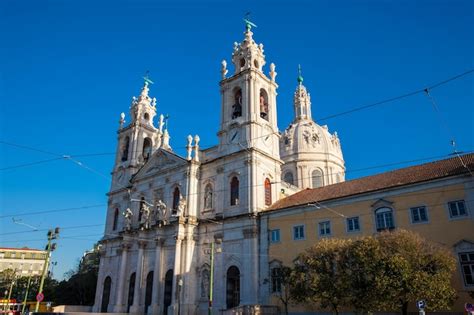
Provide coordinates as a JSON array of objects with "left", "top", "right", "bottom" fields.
[
  {"left": 170, "top": 236, "right": 183, "bottom": 315},
  {"left": 150, "top": 238, "right": 164, "bottom": 314},
  {"left": 181, "top": 233, "right": 197, "bottom": 314},
  {"left": 242, "top": 226, "right": 258, "bottom": 305},
  {"left": 113, "top": 243, "right": 130, "bottom": 312},
  {"left": 130, "top": 240, "right": 147, "bottom": 314}
]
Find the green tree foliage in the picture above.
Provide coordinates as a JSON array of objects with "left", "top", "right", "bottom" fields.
[
  {"left": 272, "top": 265, "right": 294, "bottom": 315},
  {"left": 376, "top": 230, "right": 457, "bottom": 315},
  {"left": 55, "top": 245, "right": 100, "bottom": 306},
  {"left": 291, "top": 238, "right": 352, "bottom": 315},
  {"left": 0, "top": 269, "right": 58, "bottom": 303},
  {"left": 290, "top": 230, "right": 457, "bottom": 314}
]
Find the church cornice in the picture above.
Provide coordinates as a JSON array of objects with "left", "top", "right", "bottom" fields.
[{"left": 219, "top": 68, "right": 277, "bottom": 89}]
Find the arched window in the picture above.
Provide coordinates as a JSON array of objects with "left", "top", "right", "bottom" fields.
[
  {"left": 259, "top": 89, "right": 269, "bottom": 120},
  {"left": 144, "top": 271, "right": 153, "bottom": 314},
  {"left": 201, "top": 268, "right": 210, "bottom": 298},
  {"left": 173, "top": 187, "right": 180, "bottom": 210},
  {"left": 100, "top": 276, "right": 112, "bottom": 312},
  {"left": 283, "top": 172, "right": 294, "bottom": 185},
  {"left": 232, "top": 88, "right": 242, "bottom": 119},
  {"left": 230, "top": 177, "right": 239, "bottom": 206},
  {"left": 264, "top": 178, "right": 272, "bottom": 206},
  {"left": 121, "top": 137, "right": 130, "bottom": 162},
  {"left": 127, "top": 272, "right": 136, "bottom": 313},
  {"left": 144, "top": 112, "right": 150, "bottom": 121},
  {"left": 375, "top": 207, "right": 395, "bottom": 231},
  {"left": 271, "top": 267, "right": 282, "bottom": 293},
  {"left": 112, "top": 208, "right": 119, "bottom": 231},
  {"left": 142, "top": 138, "right": 152, "bottom": 162},
  {"left": 204, "top": 184, "right": 213, "bottom": 210},
  {"left": 226, "top": 266, "right": 240, "bottom": 309},
  {"left": 163, "top": 269, "right": 173, "bottom": 315},
  {"left": 312, "top": 169, "right": 324, "bottom": 188}
]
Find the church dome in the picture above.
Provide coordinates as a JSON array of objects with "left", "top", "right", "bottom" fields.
[
  {"left": 280, "top": 119, "right": 343, "bottom": 163},
  {"left": 279, "top": 72, "right": 345, "bottom": 189}
]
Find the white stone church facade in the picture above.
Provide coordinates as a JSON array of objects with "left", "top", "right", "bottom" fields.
[{"left": 93, "top": 24, "right": 345, "bottom": 315}]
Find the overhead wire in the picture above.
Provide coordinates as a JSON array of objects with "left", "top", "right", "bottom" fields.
[{"left": 316, "top": 68, "right": 474, "bottom": 122}]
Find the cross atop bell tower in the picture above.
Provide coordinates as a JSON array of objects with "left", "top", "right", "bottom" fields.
[
  {"left": 218, "top": 18, "right": 280, "bottom": 158},
  {"left": 231, "top": 15, "right": 266, "bottom": 75}
]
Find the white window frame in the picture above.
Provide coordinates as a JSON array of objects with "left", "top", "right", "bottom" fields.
[
  {"left": 270, "top": 267, "right": 282, "bottom": 294},
  {"left": 375, "top": 207, "right": 395, "bottom": 231},
  {"left": 459, "top": 251, "right": 474, "bottom": 287},
  {"left": 318, "top": 220, "right": 331, "bottom": 237},
  {"left": 346, "top": 216, "right": 361, "bottom": 233},
  {"left": 293, "top": 224, "right": 305, "bottom": 241},
  {"left": 447, "top": 200, "right": 468, "bottom": 219},
  {"left": 270, "top": 229, "right": 281, "bottom": 243},
  {"left": 410, "top": 205, "right": 429, "bottom": 224}
]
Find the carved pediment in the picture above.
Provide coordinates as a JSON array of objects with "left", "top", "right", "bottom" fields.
[
  {"left": 453, "top": 239, "right": 474, "bottom": 250},
  {"left": 133, "top": 149, "right": 187, "bottom": 180}
]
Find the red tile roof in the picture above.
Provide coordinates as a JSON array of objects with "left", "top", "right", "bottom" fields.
[{"left": 268, "top": 153, "right": 474, "bottom": 211}]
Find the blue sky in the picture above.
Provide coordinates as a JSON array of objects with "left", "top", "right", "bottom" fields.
[{"left": 1, "top": 0, "right": 473, "bottom": 279}]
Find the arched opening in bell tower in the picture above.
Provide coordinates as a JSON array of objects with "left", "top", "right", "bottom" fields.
[
  {"left": 142, "top": 137, "right": 152, "bottom": 162},
  {"left": 232, "top": 88, "right": 242, "bottom": 119},
  {"left": 259, "top": 89, "right": 269, "bottom": 120},
  {"left": 121, "top": 137, "right": 130, "bottom": 162}
]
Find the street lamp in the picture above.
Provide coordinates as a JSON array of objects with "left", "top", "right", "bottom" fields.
[{"left": 35, "top": 227, "right": 60, "bottom": 312}]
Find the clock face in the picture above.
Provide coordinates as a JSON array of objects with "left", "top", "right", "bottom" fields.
[{"left": 228, "top": 130, "right": 240, "bottom": 144}]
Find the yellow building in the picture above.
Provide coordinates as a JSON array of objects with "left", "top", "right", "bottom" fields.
[
  {"left": 0, "top": 247, "right": 47, "bottom": 276},
  {"left": 261, "top": 153, "right": 473, "bottom": 313}
]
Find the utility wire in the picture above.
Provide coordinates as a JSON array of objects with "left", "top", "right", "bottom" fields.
[
  {"left": 0, "top": 204, "right": 106, "bottom": 219},
  {"left": 424, "top": 88, "right": 474, "bottom": 177},
  {"left": 0, "top": 157, "right": 64, "bottom": 171},
  {"left": 316, "top": 68, "right": 474, "bottom": 122},
  {"left": 0, "top": 224, "right": 104, "bottom": 236},
  {"left": 0, "top": 153, "right": 471, "bottom": 222}
]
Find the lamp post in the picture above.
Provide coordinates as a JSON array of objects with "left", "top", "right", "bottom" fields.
[
  {"left": 3, "top": 290, "right": 7, "bottom": 311},
  {"left": 208, "top": 241, "right": 214, "bottom": 315},
  {"left": 6, "top": 278, "right": 15, "bottom": 312},
  {"left": 35, "top": 227, "right": 59, "bottom": 312},
  {"left": 22, "top": 274, "right": 32, "bottom": 314}
]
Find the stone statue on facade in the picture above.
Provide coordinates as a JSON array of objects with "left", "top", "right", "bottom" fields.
[
  {"left": 176, "top": 196, "right": 186, "bottom": 217},
  {"left": 140, "top": 204, "right": 151, "bottom": 230},
  {"left": 156, "top": 199, "right": 168, "bottom": 227},
  {"left": 123, "top": 208, "right": 133, "bottom": 231}
]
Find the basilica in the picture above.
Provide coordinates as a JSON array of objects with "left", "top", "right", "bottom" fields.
[{"left": 93, "top": 22, "right": 345, "bottom": 315}]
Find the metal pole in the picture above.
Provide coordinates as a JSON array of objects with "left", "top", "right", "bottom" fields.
[
  {"left": 35, "top": 236, "right": 52, "bottom": 312},
  {"left": 22, "top": 274, "right": 32, "bottom": 314},
  {"left": 208, "top": 241, "right": 214, "bottom": 315},
  {"left": 6, "top": 279, "right": 15, "bottom": 312}
]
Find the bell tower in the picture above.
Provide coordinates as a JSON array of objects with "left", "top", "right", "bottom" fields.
[
  {"left": 217, "top": 20, "right": 280, "bottom": 158},
  {"left": 111, "top": 76, "right": 163, "bottom": 190}
]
